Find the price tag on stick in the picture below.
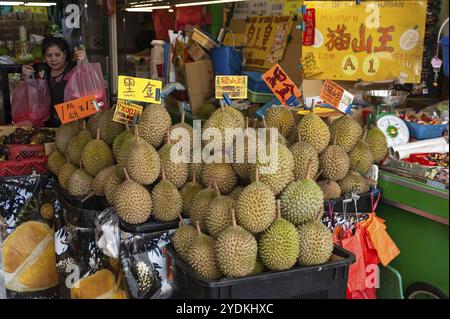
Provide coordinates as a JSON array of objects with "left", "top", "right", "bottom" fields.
[
  {"left": 262, "top": 64, "right": 302, "bottom": 106},
  {"left": 54, "top": 96, "right": 99, "bottom": 124},
  {"left": 215, "top": 76, "right": 248, "bottom": 100},
  {"left": 319, "top": 80, "right": 354, "bottom": 114},
  {"left": 112, "top": 100, "right": 144, "bottom": 126}
]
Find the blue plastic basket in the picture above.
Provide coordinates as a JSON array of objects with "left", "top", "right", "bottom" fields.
[
  {"left": 211, "top": 46, "right": 243, "bottom": 76},
  {"left": 405, "top": 121, "right": 447, "bottom": 140},
  {"left": 243, "top": 71, "right": 272, "bottom": 94},
  {"left": 441, "top": 36, "right": 448, "bottom": 78}
]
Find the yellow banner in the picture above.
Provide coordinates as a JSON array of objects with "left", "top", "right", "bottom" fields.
[
  {"left": 283, "top": 0, "right": 303, "bottom": 16},
  {"left": 215, "top": 76, "right": 248, "bottom": 99},
  {"left": 118, "top": 76, "right": 162, "bottom": 104},
  {"left": 302, "top": 1, "right": 427, "bottom": 83},
  {"left": 244, "top": 16, "right": 293, "bottom": 69}
]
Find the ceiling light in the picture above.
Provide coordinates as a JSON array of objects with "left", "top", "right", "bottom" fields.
[
  {"left": 126, "top": 6, "right": 170, "bottom": 12},
  {"left": 24, "top": 2, "right": 57, "bottom": 6},
  {"left": 0, "top": 1, "right": 25, "bottom": 5},
  {"left": 175, "top": 0, "right": 245, "bottom": 8}
]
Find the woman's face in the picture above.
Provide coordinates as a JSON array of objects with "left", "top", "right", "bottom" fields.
[{"left": 45, "top": 45, "right": 66, "bottom": 71}]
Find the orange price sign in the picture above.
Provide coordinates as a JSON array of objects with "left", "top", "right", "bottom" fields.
[
  {"left": 262, "top": 64, "right": 302, "bottom": 106},
  {"left": 319, "top": 80, "right": 354, "bottom": 114},
  {"left": 54, "top": 96, "right": 99, "bottom": 124}
]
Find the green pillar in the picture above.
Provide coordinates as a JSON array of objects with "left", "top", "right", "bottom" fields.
[{"left": 209, "top": 4, "right": 223, "bottom": 38}]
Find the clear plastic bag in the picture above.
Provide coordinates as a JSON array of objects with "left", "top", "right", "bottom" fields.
[
  {"left": 11, "top": 79, "right": 51, "bottom": 127},
  {"left": 64, "top": 62, "right": 108, "bottom": 110}
]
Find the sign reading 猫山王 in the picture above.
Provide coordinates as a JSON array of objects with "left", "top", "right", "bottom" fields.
[
  {"left": 118, "top": 76, "right": 162, "bottom": 104},
  {"left": 215, "top": 76, "right": 248, "bottom": 99},
  {"left": 302, "top": 1, "right": 427, "bottom": 83}
]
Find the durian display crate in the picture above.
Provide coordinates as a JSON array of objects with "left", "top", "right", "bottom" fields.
[{"left": 167, "top": 244, "right": 355, "bottom": 299}]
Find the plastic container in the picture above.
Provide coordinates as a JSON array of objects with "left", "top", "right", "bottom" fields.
[
  {"left": 247, "top": 89, "right": 275, "bottom": 104},
  {"left": 8, "top": 144, "right": 45, "bottom": 161},
  {"left": 119, "top": 217, "right": 180, "bottom": 234},
  {"left": 168, "top": 244, "right": 355, "bottom": 299},
  {"left": 441, "top": 36, "right": 448, "bottom": 77},
  {"left": 211, "top": 46, "right": 243, "bottom": 76},
  {"left": 404, "top": 121, "right": 447, "bottom": 140},
  {"left": 244, "top": 71, "right": 272, "bottom": 94},
  {"left": 0, "top": 157, "right": 48, "bottom": 177}
]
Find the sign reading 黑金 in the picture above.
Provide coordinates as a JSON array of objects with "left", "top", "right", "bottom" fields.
[
  {"left": 118, "top": 76, "right": 162, "bottom": 104},
  {"left": 302, "top": 1, "right": 427, "bottom": 83}
]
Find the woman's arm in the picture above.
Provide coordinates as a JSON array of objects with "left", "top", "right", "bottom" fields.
[
  {"left": 21, "top": 64, "right": 34, "bottom": 80},
  {"left": 73, "top": 47, "right": 88, "bottom": 64}
]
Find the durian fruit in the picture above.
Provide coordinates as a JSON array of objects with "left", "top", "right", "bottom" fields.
[
  {"left": 338, "top": 170, "right": 369, "bottom": 195},
  {"left": 66, "top": 121, "right": 93, "bottom": 166},
  {"left": 289, "top": 139, "right": 319, "bottom": 180},
  {"left": 55, "top": 121, "right": 81, "bottom": 153},
  {"left": 81, "top": 129, "right": 114, "bottom": 177},
  {"left": 264, "top": 105, "right": 295, "bottom": 138},
  {"left": 151, "top": 170, "right": 182, "bottom": 222},
  {"left": 260, "top": 116, "right": 289, "bottom": 145},
  {"left": 203, "top": 106, "right": 238, "bottom": 148},
  {"left": 214, "top": 209, "right": 257, "bottom": 278},
  {"left": 188, "top": 161, "right": 203, "bottom": 184},
  {"left": 48, "top": 150, "right": 66, "bottom": 175},
  {"left": 287, "top": 126, "right": 299, "bottom": 147},
  {"left": 66, "top": 163, "right": 93, "bottom": 197},
  {"left": 249, "top": 143, "right": 294, "bottom": 196},
  {"left": 139, "top": 104, "right": 172, "bottom": 148},
  {"left": 259, "top": 200, "right": 300, "bottom": 271},
  {"left": 317, "top": 180, "right": 341, "bottom": 200},
  {"left": 58, "top": 158, "right": 77, "bottom": 189},
  {"left": 365, "top": 127, "right": 388, "bottom": 162},
  {"left": 187, "top": 222, "right": 222, "bottom": 280},
  {"left": 87, "top": 112, "right": 100, "bottom": 138},
  {"left": 349, "top": 131, "right": 373, "bottom": 175},
  {"left": 189, "top": 184, "right": 217, "bottom": 232},
  {"left": 112, "top": 127, "right": 134, "bottom": 160},
  {"left": 205, "top": 184, "right": 235, "bottom": 237},
  {"left": 180, "top": 170, "right": 204, "bottom": 216},
  {"left": 125, "top": 126, "right": 161, "bottom": 185},
  {"left": 236, "top": 167, "right": 276, "bottom": 234},
  {"left": 96, "top": 109, "right": 125, "bottom": 145},
  {"left": 250, "top": 258, "right": 265, "bottom": 275},
  {"left": 158, "top": 134, "right": 189, "bottom": 189},
  {"left": 229, "top": 186, "right": 244, "bottom": 201},
  {"left": 319, "top": 142, "right": 350, "bottom": 181},
  {"left": 329, "top": 115, "right": 362, "bottom": 152},
  {"left": 201, "top": 163, "right": 237, "bottom": 195},
  {"left": 2, "top": 221, "right": 59, "bottom": 292},
  {"left": 104, "top": 168, "right": 124, "bottom": 206},
  {"left": 297, "top": 109, "right": 330, "bottom": 153},
  {"left": 297, "top": 208, "right": 333, "bottom": 266},
  {"left": 172, "top": 214, "right": 198, "bottom": 262},
  {"left": 114, "top": 169, "right": 152, "bottom": 225},
  {"left": 115, "top": 133, "right": 136, "bottom": 180},
  {"left": 231, "top": 118, "right": 253, "bottom": 184},
  {"left": 90, "top": 165, "right": 117, "bottom": 197},
  {"left": 169, "top": 111, "right": 193, "bottom": 144},
  {"left": 280, "top": 161, "right": 324, "bottom": 225},
  {"left": 223, "top": 106, "right": 245, "bottom": 128},
  {"left": 71, "top": 269, "right": 126, "bottom": 299}
]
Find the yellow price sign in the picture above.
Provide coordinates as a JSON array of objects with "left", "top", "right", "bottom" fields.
[
  {"left": 215, "top": 76, "right": 248, "bottom": 100},
  {"left": 118, "top": 76, "right": 162, "bottom": 104},
  {"left": 112, "top": 100, "right": 144, "bottom": 126}
]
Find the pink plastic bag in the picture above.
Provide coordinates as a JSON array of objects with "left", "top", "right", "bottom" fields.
[
  {"left": 11, "top": 79, "right": 51, "bottom": 127},
  {"left": 64, "top": 63, "right": 108, "bottom": 110}
]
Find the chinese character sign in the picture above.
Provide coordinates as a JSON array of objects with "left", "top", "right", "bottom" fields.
[
  {"left": 118, "top": 76, "right": 162, "bottom": 104},
  {"left": 112, "top": 100, "right": 144, "bottom": 126},
  {"left": 215, "top": 76, "right": 248, "bottom": 99},
  {"left": 54, "top": 96, "right": 99, "bottom": 124},
  {"left": 244, "top": 16, "right": 293, "bottom": 69},
  {"left": 302, "top": 1, "right": 427, "bottom": 83},
  {"left": 262, "top": 64, "right": 302, "bottom": 105},
  {"left": 320, "top": 80, "right": 354, "bottom": 114}
]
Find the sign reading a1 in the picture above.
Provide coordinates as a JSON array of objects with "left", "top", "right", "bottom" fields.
[
  {"left": 54, "top": 95, "right": 99, "bottom": 124},
  {"left": 118, "top": 76, "right": 162, "bottom": 104},
  {"left": 112, "top": 100, "right": 143, "bottom": 126},
  {"left": 319, "top": 80, "right": 354, "bottom": 114},
  {"left": 262, "top": 63, "right": 302, "bottom": 106},
  {"left": 215, "top": 76, "right": 248, "bottom": 100}
]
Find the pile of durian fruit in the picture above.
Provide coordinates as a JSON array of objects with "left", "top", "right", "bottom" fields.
[{"left": 47, "top": 104, "right": 388, "bottom": 280}]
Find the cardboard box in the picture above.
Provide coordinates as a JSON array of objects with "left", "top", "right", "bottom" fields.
[
  {"left": 183, "top": 60, "right": 214, "bottom": 117},
  {"left": 187, "top": 42, "right": 209, "bottom": 62}
]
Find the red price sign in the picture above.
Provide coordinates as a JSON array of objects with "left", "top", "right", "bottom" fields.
[
  {"left": 262, "top": 64, "right": 302, "bottom": 105},
  {"left": 54, "top": 96, "right": 98, "bottom": 124},
  {"left": 319, "top": 80, "right": 354, "bottom": 114}
]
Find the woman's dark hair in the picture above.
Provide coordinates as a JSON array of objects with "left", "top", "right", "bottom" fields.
[{"left": 42, "top": 37, "right": 71, "bottom": 62}]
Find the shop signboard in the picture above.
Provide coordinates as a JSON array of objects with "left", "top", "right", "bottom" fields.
[
  {"left": 112, "top": 100, "right": 144, "bottom": 126},
  {"left": 233, "top": 0, "right": 285, "bottom": 20},
  {"left": 302, "top": 1, "right": 427, "bottom": 83},
  {"left": 244, "top": 15, "right": 293, "bottom": 69},
  {"left": 215, "top": 76, "right": 248, "bottom": 100},
  {"left": 283, "top": 0, "right": 304, "bottom": 16},
  {"left": 319, "top": 80, "right": 354, "bottom": 114},
  {"left": 54, "top": 96, "right": 99, "bottom": 125},
  {"left": 118, "top": 76, "right": 162, "bottom": 104},
  {"left": 262, "top": 63, "right": 302, "bottom": 105}
]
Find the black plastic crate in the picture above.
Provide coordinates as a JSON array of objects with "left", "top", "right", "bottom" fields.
[{"left": 168, "top": 244, "right": 355, "bottom": 299}]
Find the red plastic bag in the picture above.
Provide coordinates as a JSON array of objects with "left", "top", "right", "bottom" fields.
[
  {"left": 64, "top": 63, "right": 108, "bottom": 110},
  {"left": 153, "top": 10, "right": 175, "bottom": 40},
  {"left": 11, "top": 79, "right": 51, "bottom": 127},
  {"left": 176, "top": 6, "right": 203, "bottom": 30}
]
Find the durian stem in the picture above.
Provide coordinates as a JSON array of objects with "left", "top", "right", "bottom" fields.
[
  {"left": 231, "top": 208, "right": 237, "bottom": 227},
  {"left": 305, "top": 159, "right": 313, "bottom": 180},
  {"left": 362, "top": 128, "right": 368, "bottom": 140},
  {"left": 161, "top": 168, "right": 166, "bottom": 180},
  {"left": 79, "top": 160, "right": 83, "bottom": 170},
  {"left": 314, "top": 170, "right": 323, "bottom": 181},
  {"left": 181, "top": 111, "right": 185, "bottom": 124},
  {"left": 316, "top": 206, "right": 324, "bottom": 222},
  {"left": 96, "top": 128, "right": 100, "bottom": 140},
  {"left": 213, "top": 181, "right": 221, "bottom": 195},
  {"left": 255, "top": 163, "right": 259, "bottom": 182},
  {"left": 177, "top": 212, "right": 185, "bottom": 226},
  {"left": 123, "top": 168, "right": 131, "bottom": 181},
  {"left": 276, "top": 200, "right": 281, "bottom": 220},
  {"left": 192, "top": 166, "right": 196, "bottom": 184},
  {"left": 196, "top": 221, "right": 202, "bottom": 235},
  {"left": 253, "top": 118, "right": 258, "bottom": 130},
  {"left": 262, "top": 116, "right": 267, "bottom": 128},
  {"left": 125, "top": 124, "right": 130, "bottom": 132},
  {"left": 81, "top": 192, "right": 94, "bottom": 203},
  {"left": 332, "top": 134, "right": 337, "bottom": 146},
  {"left": 220, "top": 105, "right": 225, "bottom": 112},
  {"left": 166, "top": 129, "right": 171, "bottom": 144},
  {"left": 245, "top": 117, "right": 249, "bottom": 130},
  {"left": 135, "top": 125, "right": 140, "bottom": 142},
  {"left": 82, "top": 120, "right": 86, "bottom": 130}
]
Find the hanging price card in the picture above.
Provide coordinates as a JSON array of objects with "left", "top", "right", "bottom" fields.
[
  {"left": 118, "top": 76, "right": 162, "bottom": 104},
  {"left": 112, "top": 99, "right": 144, "bottom": 126},
  {"left": 54, "top": 96, "right": 99, "bottom": 124},
  {"left": 319, "top": 80, "right": 354, "bottom": 114},
  {"left": 300, "top": 52, "right": 322, "bottom": 78},
  {"left": 262, "top": 63, "right": 302, "bottom": 106},
  {"left": 215, "top": 76, "right": 248, "bottom": 99}
]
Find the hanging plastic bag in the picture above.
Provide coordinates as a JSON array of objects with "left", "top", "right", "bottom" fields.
[
  {"left": 64, "top": 62, "right": 108, "bottom": 110},
  {"left": 11, "top": 78, "right": 51, "bottom": 127}
]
